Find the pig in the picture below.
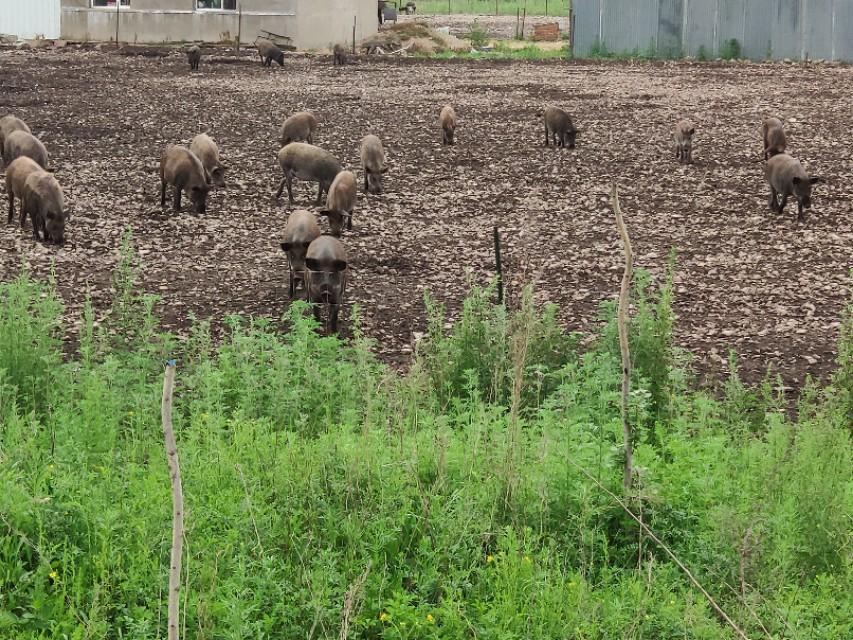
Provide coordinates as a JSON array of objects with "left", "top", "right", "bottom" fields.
[
  {"left": 359, "top": 134, "right": 387, "bottom": 194},
  {"left": 333, "top": 43, "right": 347, "bottom": 66},
  {"left": 5, "top": 156, "right": 42, "bottom": 224},
  {"left": 257, "top": 39, "right": 285, "bottom": 67},
  {"left": 765, "top": 153, "right": 824, "bottom": 222},
  {"left": 763, "top": 117, "right": 787, "bottom": 160},
  {"left": 187, "top": 45, "right": 201, "bottom": 70},
  {"left": 319, "top": 170, "right": 357, "bottom": 236},
  {"left": 3, "top": 130, "right": 49, "bottom": 170},
  {"left": 674, "top": 119, "right": 696, "bottom": 164},
  {"left": 275, "top": 142, "right": 342, "bottom": 206},
  {"left": 305, "top": 234, "right": 348, "bottom": 333},
  {"left": 159, "top": 145, "right": 211, "bottom": 214},
  {"left": 0, "top": 115, "right": 31, "bottom": 163},
  {"left": 543, "top": 106, "right": 579, "bottom": 148},
  {"left": 280, "top": 209, "right": 322, "bottom": 298},
  {"left": 440, "top": 105, "right": 457, "bottom": 145},
  {"left": 22, "top": 171, "right": 66, "bottom": 244},
  {"left": 189, "top": 133, "right": 227, "bottom": 188},
  {"left": 280, "top": 111, "right": 317, "bottom": 146}
]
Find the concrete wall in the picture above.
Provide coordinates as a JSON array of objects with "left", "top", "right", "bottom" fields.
[
  {"left": 0, "top": 0, "right": 61, "bottom": 39},
  {"left": 574, "top": 0, "right": 853, "bottom": 62},
  {"left": 60, "top": 0, "right": 377, "bottom": 49}
]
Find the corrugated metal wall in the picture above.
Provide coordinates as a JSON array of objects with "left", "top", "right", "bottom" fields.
[
  {"left": 0, "top": 0, "right": 61, "bottom": 40},
  {"left": 574, "top": 0, "right": 853, "bottom": 61}
]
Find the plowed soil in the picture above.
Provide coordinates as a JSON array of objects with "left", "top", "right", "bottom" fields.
[{"left": 1, "top": 46, "right": 851, "bottom": 391}]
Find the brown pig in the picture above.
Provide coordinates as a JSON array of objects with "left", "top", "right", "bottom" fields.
[
  {"left": 674, "top": 119, "right": 695, "bottom": 164},
  {"left": 305, "top": 234, "right": 348, "bottom": 333},
  {"left": 440, "top": 105, "right": 457, "bottom": 145},
  {"left": 22, "top": 171, "right": 66, "bottom": 244},
  {"left": 187, "top": 45, "right": 201, "bottom": 70},
  {"left": 5, "top": 156, "right": 42, "bottom": 224},
  {"left": 190, "top": 133, "right": 227, "bottom": 188},
  {"left": 275, "top": 142, "right": 342, "bottom": 206},
  {"left": 0, "top": 115, "right": 31, "bottom": 163},
  {"left": 333, "top": 43, "right": 347, "bottom": 66},
  {"left": 543, "top": 106, "right": 579, "bottom": 148},
  {"left": 257, "top": 39, "right": 284, "bottom": 67},
  {"left": 359, "top": 134, "right": 387, "bottom": 195},
  {"left": 763, "top": 117, "right": 787, "bottom": 160},
  {"left": 765, "top": 153, "right": 824, "bottom": 222},
  {"left": 280, "top": 209, "right": 321, "bottom": 298},
  {"left": 319, "top": 170, "right": 357, "bottom": 236},
  {"left": 280, "top": 111, "right": 317, "bottom": 146},
  {"left": 160, "top": 145, "right": 211, "bottom": 214},
  {"left": 3, "top": 130, "right": 49, "bottom": 169}
]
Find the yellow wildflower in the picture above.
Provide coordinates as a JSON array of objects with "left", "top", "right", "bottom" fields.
[
  {"left": 400, "top": 622, "right": 406, "bottom": 628},
  {"left": 486, "top": 554, "right": 494, "bottom": 563},
  {"left": 426, "top": 614, "right": 435, "bottom": 624},
  {"left": 49, "top": 571, "right": 58, "bottom": 581},
  {"left": 379, "top": 612, "right": 389, "bottom": 622},
  {"left": 523, "top": 555, "right": 531, "bottom": 563}
]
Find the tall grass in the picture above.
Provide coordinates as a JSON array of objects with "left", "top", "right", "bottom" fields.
[{"left": 0, "top": 238, "right": 851, "bottom": 639}]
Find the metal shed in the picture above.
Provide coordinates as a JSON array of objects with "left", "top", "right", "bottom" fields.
[{"left": 0, "top": 0, "right": 62, "bottom": 40}]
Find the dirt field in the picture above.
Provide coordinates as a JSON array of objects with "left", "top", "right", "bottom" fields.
[{"left": 1, "top": 46, "right": 851, "bottom": 390}]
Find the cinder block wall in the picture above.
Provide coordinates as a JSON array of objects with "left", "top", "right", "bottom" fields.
[{"left": 60, "top": 0, "right": 377, "bottom": 49}]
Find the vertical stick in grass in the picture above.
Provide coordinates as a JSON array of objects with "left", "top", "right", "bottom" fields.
[
  {"left": 493, "top": 226, "right": 504, "bottom": 305},
  {"left": 612, "top": 186, "right": 634, "bottom": 493},
  {"left": 162, "top": 361, "right": 183, "bottom": 640}
]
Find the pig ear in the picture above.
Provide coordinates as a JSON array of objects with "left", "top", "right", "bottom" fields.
[
  {"left": 280, "top": 241, "right": 291, "bottom": 252},
  {"left": 810, "top": 176, "right": 824, "bottom": 185},
  {"left": 317, "top": 209, "right": 330, "bottom": 217},
  {"left": 332, "top": 259, "right": 348, "bottom": 272},
  {"left": 380, "top": 167, "right": 388, "bottom": 174},
  {"left": 792, "top": 177, "right": 802, "bottom": 185},
  {"left": 689, "top": 128, "right": 696, "bottom": 136},
  {"left": 305, "top": 258, "right": 320, "bottom": 271}
]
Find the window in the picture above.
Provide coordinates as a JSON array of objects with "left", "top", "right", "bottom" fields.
[
  {"left": 197, "top": 0, "right": 237, "bottom": 9},
  {"left": 91, "top": 1, "right": 130, "bottom": 6}
]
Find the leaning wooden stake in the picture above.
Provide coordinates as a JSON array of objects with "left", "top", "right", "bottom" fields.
[
  {"left": 162, "top": 361, "right": 183, "bottom": 640},
  {"left": 612, "top": 186, "right": 634, "bottom": 493}
]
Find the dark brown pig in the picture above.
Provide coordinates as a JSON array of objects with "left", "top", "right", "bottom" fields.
[
  {"left": 0, "top": 115, "right": 31, "bottom": 163},
  {"left": 674, "top": 119, "right": 695, "bottom": 164},
  {"left": 305, "top": 235, "right": 348, "bottom": 333},
  {"left": 765, "top": 154, "right": 824, "bottom": 222},
  {"left": 5, "top": 156, "right": 42, "bottom": 224},
  {"left": 440, "top": 105, "right": 456, "bottom": 145},
  {"left": 333, "top": 43, "right": 347, "bottom": 66},
  {"left": 187, "top": 45, "right": 201, "bottom": 70},
  {"left": 22, "top": 171, "right": 66, "bottom": 243},
  {"left": 280, "top": 209, "right": 321, "bottom": 297},
  {"left": 280, "top": 111, "right": 317, "bottom": 146},
  {"left": 257, "top": 39, "right": 284, "bottom": 66},
  {"left": 275, "top": 142, "right": 342, "bottom": 205},
  {"left": 3, "top": 130, "right": 49, "bottom": 169},
  {"left": 763, "top": 117, "right": 787, "bottom": 160},
  {"left": 359, "top": 134, "right": 387, "bottom": 194},
  {"left": 319, "top": 170, "right": 357, "bottom": 236},
  {"left": 190, "top": 133, "right": 227, "bottom": 187},
  {"left": 159, "top": 145, "right": 211, "bottom": 214},
  {"left": 543, "top": 106, "right": 580, "bottom": 148}
]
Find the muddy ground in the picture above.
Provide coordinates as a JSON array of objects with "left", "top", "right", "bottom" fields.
[{"left": 1, "top": 47, "right": 851, "bottom": 391}]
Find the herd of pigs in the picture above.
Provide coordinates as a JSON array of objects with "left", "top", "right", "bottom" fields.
[{"left": 0, "top": 43, "right": 825, "bottom": 335}]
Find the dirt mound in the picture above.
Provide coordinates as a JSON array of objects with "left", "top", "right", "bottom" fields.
[{"left": 360, "top": 21, "right": 469, "bottom": 54}]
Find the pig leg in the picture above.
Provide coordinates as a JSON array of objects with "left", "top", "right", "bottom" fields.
[
  {"left": 30, "top": 212, "right": 41, "bottom": 241},
  {"left": 275, "top": 176, "right": 287, "bottom": 199},
  {"left": 19, "top": 198, "right": 27, "bottom": 228},
  {"left": 329, "top": 304, "right": 340, "bottom": 333},
  {"left": 347, "top": 211, "right": 353, "bottom": 231},
  {"left": 173, "top": 187, "right": 182, "bottom": 212},
  {"left": 160, "top": 180, "right": 167, "bottom": 207},
  {"left": 363, "top": 171, "right": 369, "bottom": 193},
  {"left": 544, "top": 124, "right": 550, "bottom": 147},
  {"left": 286, "top": 174, "right": 295, "bottom": 204},
  {"left": 777, "top": 193, "right": 788, "bottom": 215},
  {"left": 6, "top": 188, "right": 13, "bottom": 223},
  {"left": 768, "top": 186, "right": 778, "bottom": 212},
  {"left": 797, "top": 201, "right": 805, "bottom": 222},
  {"left": 315, "top": 182, "right": 326, "bottom": 206},
  {"left": 288, "top": 270, "right": 295, "bottom": 298}
]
